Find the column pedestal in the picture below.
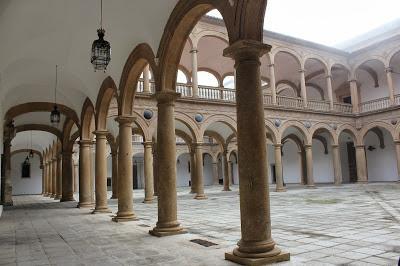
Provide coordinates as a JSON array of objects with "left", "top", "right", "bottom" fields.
[
  {"left": 93, "top": 131, "right": 112, "bottom": 213},
  {"left": 223, "top": 40, "right": 289, "bottom": 264},
  {"left": 113, "top": 116, "right": 137, "bottom": 222},
  {"left": 149, "top": 91, "right": 186, "bottom": 237}
]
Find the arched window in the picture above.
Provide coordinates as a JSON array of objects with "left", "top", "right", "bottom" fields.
[
  {"left": 198, "top": 71, "right": 219, "bottom": 87},
  {"left": 177, "top": 69, "right": 188, "bottom": 84},
  {"left": 223, "top": 75, "right": 235, "bottom": 89}
]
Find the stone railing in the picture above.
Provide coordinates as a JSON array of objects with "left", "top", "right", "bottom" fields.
[
  {"left": 333, "top": 102, "right": 353, "bottom": 113},
  {"left": 359, "top": 97, "right": 391, "bottom": 113},
  {"left": 135, "top": 80, "right": 400, "bottom": 115}
]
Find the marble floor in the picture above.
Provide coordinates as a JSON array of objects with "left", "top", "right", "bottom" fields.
[{"left": 1, "top": 183, "right": 400, "bottom": 265}]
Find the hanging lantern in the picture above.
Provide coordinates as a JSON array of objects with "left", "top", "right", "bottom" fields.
[
  {"left": 50, "top": 104, "right": 61, "bottom": 125},
  {"left": 90, "top": 0, "right": 111, "bottom": 72},
  {"left": 29, "top": 150, "right": 34, "bottom": 158},
  {"left": 24, "top": 156, "right": 30, "bottom": 164},
  {"left": 50, "top": 65, "right": 61, "bottom": 125}
]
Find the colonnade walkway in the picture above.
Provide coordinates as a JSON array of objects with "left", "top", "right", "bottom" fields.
[{"left": 1, "top": 184, "right": 400, "bottom": 265}]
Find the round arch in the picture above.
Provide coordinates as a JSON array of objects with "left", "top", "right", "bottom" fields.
[
  {"left": 15, "top": 124, "right": 62, "bottom": 141},
  {"left": 11, "top": 149, "right": 43, "bottom": 166},
  {"left": 278, "top": 120, "right": 309, "bottom": 144},
  {"left": 95, "top": 76, "right": 119, "bottom": 131},
  {"left": 359, "top": 121, "right": 395, "bottom": 144},
  {"left": 175, "top": 112, "right": 201, "bottom": 143},
  {"left": 309, "top": 123, "right": 337, "bottom": 145},
  {"left": 271, "top": 47, "right": 302, "bottom": 66},
  {"left": 80, "top": 98, "right": 95, "bottom": 140},
  {"left": 200, "top": 114, "right": 237, "bottom": 139},
  {"left": 132, "top": 110, "right": 151, "bottom": 142}
]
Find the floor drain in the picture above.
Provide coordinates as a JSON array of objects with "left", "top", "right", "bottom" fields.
[
  {"left": 138, "top": 224, "right": 150, "bottom": 227},
  {"left": 190, "top": 239, "right": 217, "bottom": 247}
]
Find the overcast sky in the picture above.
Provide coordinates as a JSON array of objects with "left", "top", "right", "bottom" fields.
[{"left": 208, "top": 0, "right": 400, "bottom": 48}]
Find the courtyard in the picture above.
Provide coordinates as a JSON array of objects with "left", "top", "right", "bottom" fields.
[{"left": 0, "top": 183, "right": 399, "bottom": 265}]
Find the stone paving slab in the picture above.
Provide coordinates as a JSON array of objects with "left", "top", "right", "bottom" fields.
[{"left": 1, "top": 183, "right": 400, "bottom": 265}]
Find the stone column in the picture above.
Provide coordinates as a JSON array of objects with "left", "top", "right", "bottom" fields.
[
  {"left": 386, "top": 67, "right": 395, "bottom": 105},
  {"left": 394, "top": 141, "right": 400, "bottom": 182},
  {"left": 1, "top": 139, "right": 13, "bottom": 205},
  {"left": 48, "top": 158, "right": 53, "bottom": 197},
  {"left": 191, "top": 48, "right": 199, "bottom": 97},
  {"left": 332, "top": 145, "right": 342, "bottom": 185},
  {"left": 143, "top": 141, "right": 154, "bottom": 203},
  {"left": 212, "top": 160, "right": 219, "bottom": 185},
  {"left": 61, "top": 151, "right": 74, "bottom": 201},
  {"left": 193, "top": 143, "right": 206, "bottom": 200},
  {"left": 43, "top": 161, "right": 48, "bottom": 196},
  {"left": 93, "top": 131, "right": 111, "bottom": 213},
  {"left": 149, "top": 91, "right": 186, "bottom": 237},
  {"left": 153, "top": 143, "right": 158, "bottom": 196},
  {"left": 274, "top": 144, "right": 285, "bottom": 192},
  {"left": 56, "top": 154, "right": 62, "bottom": 199},
  {"left": 52, "top": 157, "right": 58, "bottom": 198},
  {"left": 73, "top": 161, "right": 79, "bottom": 193},
  {"left": 40, "top": 164, "right": 44, "bottom": 195},
  {"left": 349, "top": 80, "right": 359, "bottom": 113},
  {"left": 222, "top": 149, "right": 231, "bottom": 191},
  {"left": 304, "top": 145, "right": 315, "bottom": 187},
  {"left": 189, "top": 148, "right": 196, "bottom": 193},
  {"left": 355, "top": 145, "right": 368, "bottom": 183},
  {"left": 143, "top": 64, "right": 151, "bottom": 93},
  {"left": 78, "top": 140, "right": 94, "bottom": 208},
  {"left": 299, "top": 68, "right": 308, "bottom": 108},
  {"left": 326, "top": 74, "right": 334, "bottom": 110},
  {"left": 113, "top": 116, "right": 137, "bottom": 222},
  {"left": 110, "top": 150, "right": 118, "bottom": 199},
  {"left": 269, "top": 63, "right": 277, "bottom": 105},
  {"left": 223, "top": 40, "right": 289, "bottom": 264}
]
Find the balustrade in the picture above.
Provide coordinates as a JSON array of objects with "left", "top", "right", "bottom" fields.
[
  {"left": 308, "top": 100, "right": 331, "bottom": 112},
  {"left": 333, "top": 102, "right": 352, "bottom": 113},
  {"left": 359, "top": 97, "right": 390, "bottom": 113}
]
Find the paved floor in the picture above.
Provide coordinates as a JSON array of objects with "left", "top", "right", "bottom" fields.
[{"left": 1, "top": 183, "right": 400, "bottom": 265}]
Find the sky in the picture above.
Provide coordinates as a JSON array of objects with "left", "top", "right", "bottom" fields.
[{"left": 208, "top": 0, "right": 400, "bottom": 48}]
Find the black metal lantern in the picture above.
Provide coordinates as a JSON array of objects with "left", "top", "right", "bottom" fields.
[
  {"left": 24, "top": 156, "right": 30, "bottom": 164},
  {"left": 29, "top": 150, "right": 34, "bottom": 158},
  {"left": 90, "top": 0, "right": 111, "bottom": 72},
  {"left": 50, "top": 65, "right": 60, "bottom": 125},
  {"left": 50, "top": 105, "right": 61, "bottom": 125}
]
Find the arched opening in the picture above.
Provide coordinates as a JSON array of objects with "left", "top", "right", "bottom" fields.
[
  {"left": 363, "top": 126, "right": 397, "bottom": 182},
  {"left": 229, "top": 151, "right": 238, "bottom": 185},
  {"left": 311, "top": 128, "right": 334, "bottom": 184},
  {"left": 338, "top": 129, "right": 358, "bottom": 183},
  {"left": 389, "top": 50, "right": 400, "bottom": 96},
  {"left": 331, "top": 64, "right": 351, "bottom": 104},
  {"left": 304, "top": 58, "right": 328, "bottom": 101}
]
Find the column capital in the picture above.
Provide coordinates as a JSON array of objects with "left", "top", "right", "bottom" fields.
[
  {"left": 274, "top": 144, "right": 283, "bottom": 148},
  {"left": 348, "top": 79, "right": 357, "bottom": 83},
  {"left": 115, "top": 115, "right": 136, "bottom": 125},
  {"left": 190, "top": 49, "right": 198, "bottom": 54},
  {"left": 268, "top": 63, "right": 275, "bottom": 68},
  {"left": 143, "top": 141, "right": 153, "bottom": 148},
  {"left": 78, "top": 139, "right": 94, "bottom": 147},
  {"left": 93, "top": 130, "right": 109, "bottom": 137},
  {"left": 153, "top": 90, "right": 180, "bottom": 104},
  {"left": 223, "top": 40, "right": 271, "bottom": 60},
  {"left": 385, "top": 67, "right": 393, "bottom": 73},
  {"left": 331, "top": 144, "right": 339, "bottom": 148},
  {"left": 326, "top": 75, "right": 332, "bottom": 79},
  {"left": 298, "top": 69, "right": 305, "bottom": 73},
  {"left": 304, "top": 144, "right": 312, "bottom": 149},
  {"left": 355, "top": 145, "right": 365, "bottom": 149},
  {"left": 394, "top": 140, "right": 400, "bottom": 145}
]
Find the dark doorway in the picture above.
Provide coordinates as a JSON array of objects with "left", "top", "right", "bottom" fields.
[
  {"left": 347, "top": 142, "right": 358, "bottom": 182},
  {"left": 271, "top": 164, "right": 276, "bottom": 183},
  {"left": 343, "top": 96, "right": 352, "bottom": 104},
  {"left": 133, "top": 163, "right": 138, "bottom": 189}
]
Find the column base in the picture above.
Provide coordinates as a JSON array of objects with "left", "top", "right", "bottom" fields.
[
  {"left": 112, "top": 212, "right": 138, "bottom": 222},
  {"left": 92, "top": 208, "right": 112, "bottom": 214},
  {"left": 225, "top": 248, "right": 290, "bottom": 266},
  {"left": 54, "top": 195, "right": 62, "bottom": 200},
  {"left": 149, "top": 226, "right": 187, "bottom": 237},
  {"left": 357, "top": 180, "right": 368, "bottom": 184},
  {"left": 110, "top": 195, "right": 118, "bottom": 199},
  {"left": 275, "top": 187, "right": 286, "bottom": 192},
  {"left": 306, "top": 185, "right": 316, "bottom": 189},
  {"left": 223, "top": 188, "right": 232, "bottom": 191},
  {"left": 77, "top": 202, "right": 94, "bottom": 208},
  {"left": 60, "top": 197, "right": 75, "bottom": 202},
  {"left": 334, "top": 182, "right": 342, "bottom": 186},
  {"left": 49, "top": 194, "right": 56, "bottom": 198},
  {"left": 43, "top": 193, "right": 48, "bottom": 197},
  {"left": 143, "top": 198, "right": 154, "bottom": 204},
  {"left": 194, "top": 194, "right": 207, "bottom": 200},
  {"left": 2, "top": 201, "right": 13, "bottom": 206}
]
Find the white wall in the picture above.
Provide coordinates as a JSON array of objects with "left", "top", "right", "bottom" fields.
[
  {"left": 359, "top": 70, "right": 389, "bottom": 102},
  {"left": 312, "top": 139, "right": 334, "bottom": 183},
  {"left": 339, "top": 140, "right": 351, "bottom": 183},
  {"left": 203, "top": 154, "right": 214, "bottom": 186},
  {"left": 133, "top": 156, "right": 145, "bottom": 189},
  {"left": 177, "top": 153, "right": 191, "bottom": 187},
  {"left": 282, "top": 141, "right": 301, "bottom": 184},
  {"left": 365, "top": 130, "right": 397, "bottom": 181},
  {"left": 267, "top": 144, "right": 275, "bottom": 184},
  {"left": 11, "top": 153, "right": 42, "bottom": 195}
]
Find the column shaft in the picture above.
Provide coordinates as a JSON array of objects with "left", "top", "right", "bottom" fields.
[
  {"left": 143, "top": 64, "right": 151, "bottom": 93},
  {"left": 61, "top": 152, "right": 74, "bottom": 201},
  {"left": 191, "top": 49, "right": 199, "bottom": 97},
  {"left": 350, "top": 80, "right": 359, "bottom": 113},
  {"left": 73, "top": 162, "right": 79, "bottom": 193},
  {"left": 212, "top": 161, "right": 219, "bottom": 185},
  {"left": 332, "top": 145, "right": 342, "bottom": 185},
  {"left": 189, "top": 149, "right": 196, "bottom": 193},
  {"left": 52, "top": 158, "right": 57, "bottom": 198},
  {"left": 193, "top": 143, "right": 206, "bottom": 199},
  {"left": 1, "top": 140, "right": 13, "bottom": 205},
  {"left": 386, "top": 67, "right": 395, "bottom": 105},
  {"left": 143, "top": 142, "right": 154, "bottom": 203},
  {"left": 56, "top": 154, "right": 62, "bottom": 199},
  {"left": 149, "top": 91, "right": 186, "bottom": 237},
  {"left": 355, "top": 145, "right": 368, "bottom": 183},
  {"left": 111, "top": 151, "right": 118, "bottom": 199},
  {"left": 223, "top": 40, "right": 288, "bottom": 263},
  {"left": 395, "top": 141, "right": 400, "bottom": 182},
  {"left": 326, "top": 75, "right": 334, "bottom": 110},
  {"left": 274, "top": 144, "right": 285, "bottom": 192},
  {"left": 222, "top": 150, "right": 231, "bottom": 191},
  {"left": 113, "top": 116, "right": 137, "bottom": 221},
  {"left": 269, "top": 63, "right": 277, "bottom": 105},
  {"left": 300, "top": 69, "right": 308, "bottom": 108},
  {"left": 48, "top": 159, "right": 53, "bottom": 197},
  {"left": 305, "top": 145, "right": 315, "bottom": 187},
  {"left": 78, "top": 140, "right": 93, "bottom": 208}
]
